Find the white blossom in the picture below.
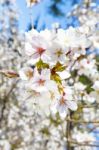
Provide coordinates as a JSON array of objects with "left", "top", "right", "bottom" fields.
[
  {"left": 51, "top": 87, "right": 77, "bottom": 118},
  {"left": 93, "top": 81, "right": 99, "bottom": 91}
]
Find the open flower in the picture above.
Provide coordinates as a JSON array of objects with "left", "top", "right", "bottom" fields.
[
  {"left": 28, "top": 68, "right": 56, "bottom": 92},
  {"left": 19, "top": 67, "right": 33, "bottom": 81},
  {"left": 25, "top": 29, "right": 51, "bottom": 64},
  {"left": 57, "top": 27, "right": 91, "bottom": 49},
  {"left": 75, "top": 57, "right": 96, "bottom": 76},
  {"left": 83, "top": 94, "right": 96, "bottom": 103},
  {"left": 48, "top": 42, "right": 68, "bottom": 65},
  {"left": 51, "top": 87, "right": 77, "bottom": 118}
]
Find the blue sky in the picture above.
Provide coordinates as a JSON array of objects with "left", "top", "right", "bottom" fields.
[
  {"left": 16, "top": 0, "right": 99, "bottom": 31},
  {"left": 16, "top": 0, "right": 82, "bottom": 31},
  {"left": 16, "top": 0, "right": 30, "bottom": 31}
]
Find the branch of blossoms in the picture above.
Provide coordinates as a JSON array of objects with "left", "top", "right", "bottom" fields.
[
  {"left": 18, "top": 22, "right": 99, "bottom": 119},
  {"left": 1, "top": 23, "right": 99, "bottom": 119}
]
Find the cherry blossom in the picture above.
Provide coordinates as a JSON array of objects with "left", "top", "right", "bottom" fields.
[
  {"left": 25, "top": 29, "right": 51, "bottom": 64},
  {"left": 57, "top": 27, "right": 91, "bottom": 49},
  {"left": 51, "top": 87, "right": 77, "bottom": 118},
  {"left": 19, "top": 67, "right": 33, "bottom": 81},
  {"left": 27, "top": 68, "right": 56, "bottom": 92}
]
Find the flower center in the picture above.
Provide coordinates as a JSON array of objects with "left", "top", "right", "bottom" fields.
[
  {"left": 55, "top": 50, "right": 63, "bottom": 57},
  {"left": 64, "top": 37, "right": 69, "bottom": 44},
  {"left": 30, "top": 0, "right": 39, "bottom": 4},
  {"left": 59, "top": 97, "right": 66, "bottom": 106},
  {"left": 87, "top": 60, "right": 90, "bottom": 64},
  {"left": 38, "top": 78, "right": 45, "bottom": 86},
  {"left": 37, "top": 47, "right": 45, "bottom": 56},
  {"left": 26, "top": 70, "right": 33, "bottom": 79},
  {"left": 49, "top": 91, "right": 55, "bottom": 100}
]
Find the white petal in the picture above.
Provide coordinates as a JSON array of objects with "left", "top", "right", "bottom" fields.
[
  {"left": 27, "top": 58, "right": 39, "bottom": 65},
  {"left": 31, "top": 85, "right": 47, "bottom": 92},
  {"left": 64, "top": 87, "right": 73, "bottom": 95},
  {"left": 25, "top": 43, "right": 33, "bottom": 56},
  {"left": 46, "top": 80, "right": 57, "bottom": 90},
  {"left": 67, "top": 100, "right": 78, "bottom": 111},
  {"left": 58, "top": 105, "right": 68, "bottom": 118},
  {"left": 57, "top": 70, "right": 70, "bottom": 80},
  {"left": 19, "top": 70, "right": 28, "bottom": 80},
  {"left": 19, "top": 67, "right": 33, "bottom": 81},
  {"left": 42, "top": 69, "right": 50, "bottom": 80},
  {"left": 93, "top": 81, "right": 99, "bottom": 90},
  {"left": 50, "top": 103, "right": 58, "bottom": 114}
]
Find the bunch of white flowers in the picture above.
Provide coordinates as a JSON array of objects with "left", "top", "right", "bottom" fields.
[
  {"left": 67, "top": 0, "right": 99, "bottom": 32},
  {"left": 17, "top": 24, "right": 98, "bottom": 119}
]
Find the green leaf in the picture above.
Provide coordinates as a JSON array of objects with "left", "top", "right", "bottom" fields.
[
  {"left": 79, "top": 75, "right": 94, "bottom": 93},
  {"left": 40, "top": 127, "right": 50, "bottom": 136},
  {"left": 51, "top": 73, "right": 62, "bottom": 84},
  {"left": 53, "top": 62, "right": 66, "bottom": 72},
  {"left": 36, "top": 59, "right": 49, "bottom": 69},
  {"left": 71, "top": 69, "right": 78, "bottom": 78},
  {"left": 85, "top": 85, "right": 94, "bottom": 94},
  {"left": 49, "top": 114, "right": 62, "bottom": 127},
  {"left": 79, "top": 75, "right": 93, "bottom": 85},
  {"left": 96, "top": 56, "right": 99, "bottom": 71}
]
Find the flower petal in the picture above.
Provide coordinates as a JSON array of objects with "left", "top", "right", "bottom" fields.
[{"left": 67, "top": 100, "right": 77, "bottom": 111}]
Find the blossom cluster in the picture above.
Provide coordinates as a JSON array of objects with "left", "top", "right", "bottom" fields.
[
  {"left": 18, "top": 23, "right": 99, "bottom": 118},
  {"left": 67, "top": 0, "right": 99, "bottom": 31}
]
